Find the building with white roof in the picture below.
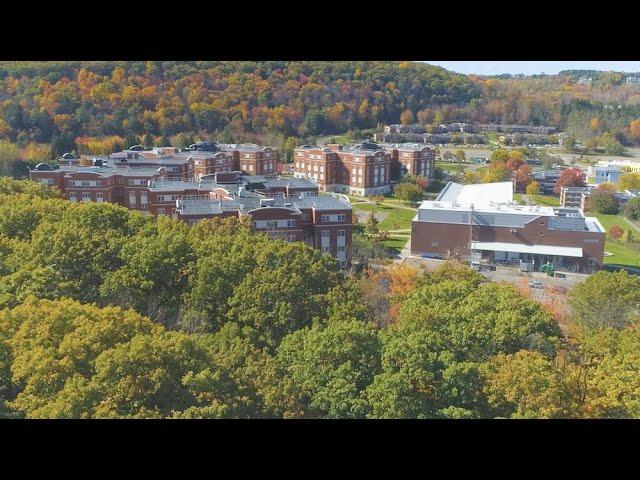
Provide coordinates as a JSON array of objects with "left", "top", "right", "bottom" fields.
[{"left": 410, "top": 181, "right": 606, "bottom": 272}]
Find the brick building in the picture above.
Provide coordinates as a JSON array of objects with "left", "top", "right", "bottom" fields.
[
  {"left": 411, "top": 181, "right": 606, "bottom": 272},
  {"left": 177, "top": 176, "right": 353, "bottom": 268},
  {"left": 30, "top": 161, "right": 352, "bottom": 267},
  {"left": 293, "top": 142, "right": 435, "bottom": 196}
]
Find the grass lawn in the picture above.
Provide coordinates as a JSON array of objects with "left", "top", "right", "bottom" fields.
[
  {"left": 513, "top": 194, "right": 526, "bottom": 205},
  {"left": 383, "top": 235, "right": 409, "bottom": 252},
  {"left": 592, "top": 213, "right": 640, "bottom": 267},
  {"left": 513, "top": 193, "right": 561, "bottom": 207},
  {"left": 352, "top": 202, "right": 417, "bottom": 231},
  {"left": 435, "top": 161, "right": 469, "bottom": 173}
]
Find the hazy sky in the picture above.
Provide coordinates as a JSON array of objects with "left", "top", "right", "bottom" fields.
[{"left": 424, "top": 61, "right": 640, "bottom": 76}]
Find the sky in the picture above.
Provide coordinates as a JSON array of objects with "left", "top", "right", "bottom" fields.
[{"left": 424, "top": 61, "right": 640, "bottom": 76}]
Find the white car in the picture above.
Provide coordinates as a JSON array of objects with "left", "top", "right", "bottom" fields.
[{"left": 528, "top": 280, "right": 544, "bottom": 289}]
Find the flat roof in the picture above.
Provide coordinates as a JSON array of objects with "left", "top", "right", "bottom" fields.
[
  {"left": 436, "top": 181, "right": 513, "bottom": 206},
  {"left": 470, "top": 241, "right": 584, "bottom": 258}
]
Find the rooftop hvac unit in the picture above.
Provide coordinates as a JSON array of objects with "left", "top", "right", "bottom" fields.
[{"left": 260, "top": 198, "right": 275, "bottom": 207}]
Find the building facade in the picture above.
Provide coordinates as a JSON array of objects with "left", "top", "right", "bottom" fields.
[
  {"left": 293, "top": 142, "right": 435, "bottom": 196},
  {"left": 30, "top": 162, "right": 352, "bottom": 266},
  {"left": 411, "top": 181, "right": 606, "bottom": 272}
]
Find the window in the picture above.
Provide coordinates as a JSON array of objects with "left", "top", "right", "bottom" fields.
[
  {"left": 96, "top": 193, "right": 104, "bottom": 203},
  {"left": 129, "top": 191, "right": 137, "bottom": 207},
  {"left": 82, "top": 192, "right": 91, "bottom": 202},
  {"left": 337, "top": 214, "right": 346, "bottom": 222},
  {"left": 140, "top": 192, "right": 148, "bottom": 210},
  {"left": 431, "top": 241, "right": 439, "bottom": 247},
  {"left": 338, "top": 229, "right": 345, "bottom": 237},
  {"left": 266, "top": 220, "right": 278, "bottom": 228},
  {"left": 69, "top": 192, "right": 77, "bottom": 203},
  {"left": 286, "top": 220, "right": 295, "bottom": 228},
  {"left": 337, "top": 246, "right": 345, "bottom": 252},
  {"left": 158, "top": 208, "right": 165, "bottom": 215},
  {"left": 321, "top": 246, "right": 330, "bottom": 253},
  {"left": 321, "top": 230, "right": 330, "bottom": 238}
]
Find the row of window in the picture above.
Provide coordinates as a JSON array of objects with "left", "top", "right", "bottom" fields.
[
  {"left": 320, "top": 214, "right": 347, "bottom": 223},
  {"left": 321, "top": 229, "right": 346, "bottom": 237},
  {"left": 69, "top": 192, "right": 104, "bottom": 202},
  {"left": 69, "top": 180, "right": 101, "bottom": 187}
]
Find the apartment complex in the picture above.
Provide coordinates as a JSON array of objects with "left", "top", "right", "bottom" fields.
[
  {"left": 561, "top": 185, "right": 639, "bottom": 211},
  {"left": 293, "top": 142, "right": 435, "bottom": 196},
  {"left": 533, "top": 170, "right": 564, "bottom": 195},
  {"left": 560, "top": 186, "right": 596, "bottom": 210},
  {"left": 411, "top": 181, "right": 606, "bottom": 272}
]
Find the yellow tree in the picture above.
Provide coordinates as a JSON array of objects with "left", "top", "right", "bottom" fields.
[{"left": 400, "top": 109, "right": 415, "bottom": 126}]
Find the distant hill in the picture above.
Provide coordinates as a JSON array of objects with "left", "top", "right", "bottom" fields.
[
  {"left": 0, "top": 61, "right": 479, "bottom": 144},
  {"left": 0, "top": 61, "right": 639, "bottom": 153}
]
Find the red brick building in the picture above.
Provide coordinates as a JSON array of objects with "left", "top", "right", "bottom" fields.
[
  {"left": 30, "top": 162, "right": 352, "bottom": 267},
  {"left": 293, "top": 142, "right": 435, "bottom": 196},
  {"left": 411, "top": 181, "right": 606, "bottom": 272},
  {"left": 179, "top": 177, "right": 353, "bottom": 267}
]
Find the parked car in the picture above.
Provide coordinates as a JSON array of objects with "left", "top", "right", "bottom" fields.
[
  {"left": 528, "top": 280, "right": 544, "bottom": 289},
  {"left": 553, "top": 272, "right": 566, "bottom": 279}
]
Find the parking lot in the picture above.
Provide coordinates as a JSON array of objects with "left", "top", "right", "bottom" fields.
[{"left": 401, "top": 255, "right": 588, "bottom": 299}]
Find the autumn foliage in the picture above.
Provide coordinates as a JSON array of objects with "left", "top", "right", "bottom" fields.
[{"left": 553, "top": 168, "right": 586, "bottom": 194}]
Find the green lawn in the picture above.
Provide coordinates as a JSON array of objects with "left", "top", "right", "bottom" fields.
[
  {"left": 531, "top": 194, "right": 560, "bottom": 206},
  {"left": 513, "top": 193, "right": 561, "bottom": 207},
  {"left": 352, "top": 202, "right": 417, "bottom": 231},
  {"left": 592, "top": 213, "right": 640, "bottom": 267},
  {"left": 383, "top": 235, "right": 410, "bottom": 252},
  {"left": 435, "top": 161, "right": 469, "bottom": 173}
]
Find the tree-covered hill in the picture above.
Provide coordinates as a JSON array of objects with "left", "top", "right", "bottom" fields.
[
  {"left": 1, "top": 61, "right": 640, "bottom": 169},
  {"left": 0, "top": 61, "right": 479, "bottom": 146}
]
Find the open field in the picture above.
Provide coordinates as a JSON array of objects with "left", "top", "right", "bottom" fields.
[
  {"left": 593, "top": 213, "right": 640, "bottom": 267},
  {"left": 352, "top": 202, "right": 416, "bottom": 231},
  {"left": 514, "top": 193, "right": 561, "bottom": 207}
]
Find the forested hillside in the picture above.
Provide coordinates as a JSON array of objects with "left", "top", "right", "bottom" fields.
[
  {"left": 1, "top": 61, "right": 640, "bottom": 172},
  {"left": 0, "top": 61, "right": 478, "bottom": 148},
  {"left": 1, "top": 178, "right": 639, "bottom": 419}
]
